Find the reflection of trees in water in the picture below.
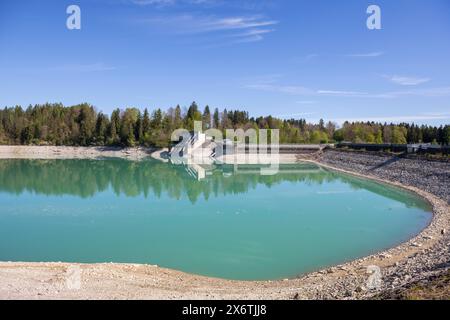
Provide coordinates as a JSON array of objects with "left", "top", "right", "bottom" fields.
[
  {"left": 0, "top": 159, "right": 429, "bottom": 209},
  {"left": 0, "top": 159, "right": 331, "bottom": 201}
]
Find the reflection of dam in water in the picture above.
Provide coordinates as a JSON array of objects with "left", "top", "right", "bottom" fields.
[
  {"left": 167, "top": 128, "right": 331, "bottom": 180},
  {"left": 173, "top": 161, "right": 431, "bottom": 211},
  {"left": 178, "top": 161, "right": 324, "bottom": 181}
]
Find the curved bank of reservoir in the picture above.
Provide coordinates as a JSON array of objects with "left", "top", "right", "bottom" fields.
[
  {"left": 0, "top": 147, "right": 448, "bottom": 299},
  {"left": 0, "top": 158, "right": 433, "bottom": 281}
]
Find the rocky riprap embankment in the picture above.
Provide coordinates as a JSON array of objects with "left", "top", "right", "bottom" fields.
[
  {"left": 316, "top": 149, "right": 450, "bottom": 299},
  {"left": 319, "top": 149, "right": 450, "bottom": 203}
]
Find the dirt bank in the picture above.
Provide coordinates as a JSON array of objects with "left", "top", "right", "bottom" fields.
[{"left": 0, "top": 146, "right": 156, "bottom": 160}]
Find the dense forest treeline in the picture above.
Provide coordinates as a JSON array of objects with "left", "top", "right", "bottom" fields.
[{"left": 0, "top": 102, "right": 449, "bottom": 147}]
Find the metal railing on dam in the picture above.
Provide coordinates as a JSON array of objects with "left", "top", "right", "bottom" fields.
[{"left": 232, "top": 144, "right": 333, "bottom": 154}]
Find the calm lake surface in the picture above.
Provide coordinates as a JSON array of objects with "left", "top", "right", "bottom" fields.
[{"left": 0, "top": 159, "right": 432, "bottom": 280}]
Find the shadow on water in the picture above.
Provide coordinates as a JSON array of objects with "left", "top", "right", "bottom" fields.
[{"left": 0, "top": 158, "right": 430, "bottom": 210}]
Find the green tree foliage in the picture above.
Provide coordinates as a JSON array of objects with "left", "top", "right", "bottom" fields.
[
  {"left": 77, "top": 104, "right": 96, "bottom": 146},
  {"left": 0, "top": 103, "right": 448, "bottom": 147},
  {"left": 213, "top": 108, "right": 220, "bottom": 129},
  {"left": 445, "top": 126, "right": 450, "bottom": 146},
  {"left": 202, "top": 105, "right": 211, "bottom": 130},
  {"left": 120, "top": 108, "right": 140, "bottom": 147},
  {"left": 135, "top": 111, "right": 144, "bottom": 144},
  {"left": 173, "top": 105, "right": 183, "bottom": 129},
  {"left": 142, "top": 108, "right": 151, "bottom": 146},
  {"left": 94, "top": 113, "right": 109, "bottom": 145},
  {"left": 310, "top": 130, "right": 329, "bottom": 144},
  {"left": 185, "top": 101, "right": 202, "bottom": 130},
  {"left": 108, "top": 109, "right": 121, "bottom": 145},
  {"left": 391, "top": 126, "right": 407, "bottom": 144}
]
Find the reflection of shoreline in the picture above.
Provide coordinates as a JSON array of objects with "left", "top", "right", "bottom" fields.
[
  {"left": 0, "top": 159, "right": 328, "bottom": 201},
  {"left": 0, "top": 158, "right": 431, "bottom": 211}
]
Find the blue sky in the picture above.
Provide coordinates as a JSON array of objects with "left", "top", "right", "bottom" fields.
[{"left": 1, "top": 0, "right": 449, "bottom": 125}]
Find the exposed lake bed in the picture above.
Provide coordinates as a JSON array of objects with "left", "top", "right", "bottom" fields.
[{"left": 0, "top": 146, "right": 448, "bottom": 299}]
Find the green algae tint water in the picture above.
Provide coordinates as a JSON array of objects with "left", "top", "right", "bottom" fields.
[{"left": 0, "top": 159, "right": 432, "bottom": 280}]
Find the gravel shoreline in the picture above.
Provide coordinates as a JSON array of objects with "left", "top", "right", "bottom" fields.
[
  {"left": 0, "top": 146, "right": 449, "bottom": 300},
  {"left": 319, "top": 149, "right": 449, "bottom": 203},
  {"left": 315, "top": 149, "right": 450, "bottom": 298}
]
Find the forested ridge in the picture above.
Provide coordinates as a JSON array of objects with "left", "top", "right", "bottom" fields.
[{"left": 0, "top": 102, "right": 448, "bottom": 147}]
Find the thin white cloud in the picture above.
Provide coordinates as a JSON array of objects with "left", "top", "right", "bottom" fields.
[
  {"left": 141, "top": 14, "right": 277, "bottom": 33},
  {"left": 227, "top": 28, "right": 275, "bottom": 43},
  {"left": 294, "top": 54, "right": 319, "bottom": 63},
  {"left": 421, "top": 112, "right": 450, "bottom": 117},
  {"left": 316, "top": 90, "right": 369, "bottom": 97},
  {"left": 345, "top": 51, "right": 385, "bottom": 58},
  {"left": 208, "top": 16, "right": 277, "bottom": 31},
  {"left": 328, "top": 114, "right": 450, "bottom": 124},
  {"left": 384, "top": 75, "right": 431, "bottom": 86},
  {"left": 138, "top": 14, "right": 277, "bottom": 44},
  {"left": 240, "top": 74, "right": 282, "bottom": 85},
  {"left": 296, "top": 100, "right": 317, "bottom": 104},
  {"left": 246, "top": 84, "right": 368, "bottom": 97},
  {"left": 375, "top": 87, "right": 450, "bottom": 98},
  {"left": 246, "top": 82, "right": 450, "bottom": 99},
  {"left": 246, "top": 83, "right": 314, "bottom": 95},
  {"left": 129, "top": 0, "right": 262, "bottom": 8},
  {"left": 233, "top": 28, "right": 274, "bottom": 37},
  {"left": 233, "top": 34, "right": 264, "bottom": 43},
  {"left": 293, "top": 52, "right": 382, "bottom": 63},
  {"left": 130, "top": 0, "right": 175, "bottom": 6}
]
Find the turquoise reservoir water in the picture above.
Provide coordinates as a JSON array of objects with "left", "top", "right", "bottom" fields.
[{"left": 0, "top": 159, "right": 432, "bottom": 280}]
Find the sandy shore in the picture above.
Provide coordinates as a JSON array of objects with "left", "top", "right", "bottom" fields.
[{"left": 0, "top": 146, "right": 448, "bottom": 300}]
